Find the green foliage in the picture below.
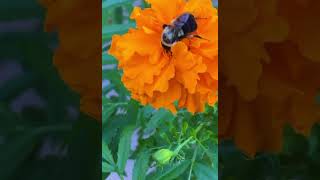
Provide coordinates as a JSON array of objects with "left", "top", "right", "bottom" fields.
[
  {"left": 148, "top": 160, "right": 191, "bottom": 180},
  {"left": 102, "top": 1, "right": 218, "bottom": 179},
  {"left": 117, "top": 126, "right": 135, "bottom": 174},
  {"left": 193, "top": 163, "right": 217, "bottom": 180},
  {"left": 132, "top": 150, "right": 150, "bottom": 180},
  {"left": 219, "top": 124, "right": 320, "bottom": 180}
]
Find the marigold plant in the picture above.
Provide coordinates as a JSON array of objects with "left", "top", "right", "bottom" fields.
[{"left": 108, "top": 0, "right": 218, "bottom": 113}]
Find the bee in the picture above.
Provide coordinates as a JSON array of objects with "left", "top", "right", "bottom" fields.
[{"left": 161, "top": 13, "right": 205, "bottom": 53}]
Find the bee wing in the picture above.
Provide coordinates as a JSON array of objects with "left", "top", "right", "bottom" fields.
[{"left": 173, "top": 13, "right": 190, "bottom": 28}]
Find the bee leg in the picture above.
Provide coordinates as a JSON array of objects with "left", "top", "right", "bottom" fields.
[
  {"left": 187, "top": 38, "right": 192, "bottom": 50},
  {"left": 195, "top": 17, "right": 209, "bottom": 20},
  {"left": 162, "top": 47, "right": 172, "bottom": 58},
  {"left": 188, "top": 34, "right": 210, "bottom": 41}
]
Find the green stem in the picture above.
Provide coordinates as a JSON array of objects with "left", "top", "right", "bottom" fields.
[
  {"left": 194, "top": 123, "right": 204, "bottom": 135},
  {"left": 173, "top": 137, "right": 193, "bottom": 155},
  {"left": 195, "top": 138, "right": 214, "bottom": 164},
  {"left": 188, "top": 147, "right": 198, "bottom": 180},
  {"left": 106, "top": 102, "right": 128, "bottom": 106}
]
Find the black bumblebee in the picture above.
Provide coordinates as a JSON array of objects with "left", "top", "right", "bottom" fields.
[{"left": 161, "top": 13, "right": 204, "bottom": 52}]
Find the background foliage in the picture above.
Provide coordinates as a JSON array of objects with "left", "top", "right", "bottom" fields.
[
  {"left": 219, "top": 124, "right": 320, "bottom": 180},
  {"left": 103, "top": 0, "right": 218, "bottom": 179},
  {"left": 0, "top": 1, "right": 100, "bottom": 179}
]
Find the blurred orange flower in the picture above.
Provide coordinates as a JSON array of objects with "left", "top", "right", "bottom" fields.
[
  {"left": 40, "top": 0, "right": 101, "bottom": 120},
  {"left": 219, "top": 0, "right": 289, "bottom": 156},
  {"left": 220, "top": 0, "right": 320, "bottom": 157},
  {"left": 109, "top": 0, "right": 218, "bottom": 113}
]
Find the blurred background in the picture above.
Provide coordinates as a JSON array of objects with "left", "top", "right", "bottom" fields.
[{"left": 0, "top": 1, "right": 100, "bottom": 179}]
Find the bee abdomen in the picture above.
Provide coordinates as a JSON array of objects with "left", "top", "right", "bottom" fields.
[{"left": 181, "top": 14, "right": 197, "bottom": 34}]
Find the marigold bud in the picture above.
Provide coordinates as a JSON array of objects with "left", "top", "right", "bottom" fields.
[{"left": 152, "top": 149, "right": 175, "bottom": 165}]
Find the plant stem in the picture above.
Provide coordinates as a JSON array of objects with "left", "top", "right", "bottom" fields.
[
  {"left": 194, "top": 123, "right": 204, "bottom": 135},
  {"left": 173, "top": 136, "right": 193, "bottom": 155},
  {"left": 106, "top": 102, "right": 128, "bottom": 106},
  {"left": 188, "top": 147, "right": 198, "bottom": 180}
]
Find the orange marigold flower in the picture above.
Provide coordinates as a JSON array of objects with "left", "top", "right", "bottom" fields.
[
  {"left": 109, "top": 0, "right": 218, "bottom": 113},
  {"left": 220, "top": 0, "right": 320, "bottom": 157},
  {"left": 40, "top": 0, "right": 101, "bottom": 120},
  {"left": 219, "top": 0, "right": 290, "bottom": 157}
]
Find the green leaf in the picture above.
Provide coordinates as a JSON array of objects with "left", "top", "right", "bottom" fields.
[
  {"left": 103, "top": 52, "right": 117, "bottom": 65},
  {"left": 143, "top": 109, "right": 174, "bottom": 135},
  {"left": 102, "top": 141, "right": 116, "bottom": 165},
  {"left": 102, "top": 103, "right": 117, "bottom": 126},
  {"left": 125, "top": 99, "right": 140, "bottom": 124},
  {"left": 132, "top": 151, "right": 151, "bottom": 180},
  {"left": 193, "top": 163, "right": 217, "bottom": 180},
  {"left": 150, "top": 160, "right": 191, "bottom": 180},
  {"left": 102, "top": 161, "right": 115, "bottom": 173},
  {"left": 102, "top": 70, "right": 121, "bottom": 86},
  {"left": 102, "top": 23, "right": 136, "bottom": 42},
  {"left": 102, "top": 173, "right": 108, "bottom": 180},
  {"left": 102, "top": 0, "right": 132, "bottom": 9},
  {"left": 117, "top": 126, "right": 135, "bottom": 174}
]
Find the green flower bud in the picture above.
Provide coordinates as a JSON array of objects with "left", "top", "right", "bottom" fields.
[{"left": 152, "top": 149, "right": 175, "bottom": 165}]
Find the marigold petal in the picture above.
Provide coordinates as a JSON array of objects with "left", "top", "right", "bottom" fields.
[
  {"left": 131, "top": 7, "right": 162, "bottom": 33},
  {"left": 203, "top": 58, "right": 218, "bottom": 80},
  {"left": 152, "top": 80, "right": 181, "bottom": 110},
  {"left": 152, "top": 59, "right": 175, "bottom": 92},
  {"left": 186, "top": 94, "right": 196, "bottom": 113},
  {"left": 172, "top": 43, "right": 207, "bottom": 94},
  {"left": 108, "top": 29, "right": 161, "bottom": 66}
]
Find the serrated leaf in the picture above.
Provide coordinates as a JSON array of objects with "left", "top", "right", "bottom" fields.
[
  {"left": 193, "top": 163, "right": 217, "bottom": 180},
  {"left": 143, "top": 109, "right": 174, "bottom": 135},
  {"left": 149, "top": 160, "right": 191, "bottom": 180},
  {"left": 132, "top": 151, "right": 150, "bottom": 180},
  {"left": 102, "top": 141, "right": 115, "bottom": 165},
  {"left": 102, "top": 172, "right": 108, "bottom": 180},
  {"left": 126, "top": 99, "right": 140, "bottom": 123},
  {"left": 102, "top": 70, "right": 121, "bottom": 85},
  {"left": 102, "top": 103, "right": 117, "bottom": 126},
  {"left": 117, "top": 126, "right": 135, "bottom": 174},
  {"left": 102, "top": 161, "right": 115, "bottom": 173}
]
